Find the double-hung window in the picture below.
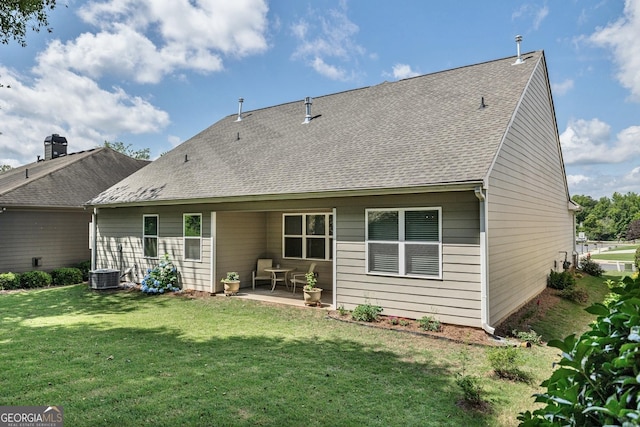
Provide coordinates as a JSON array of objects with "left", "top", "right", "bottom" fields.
[
  {"left": 283, "top": 213, "right": 333, "bottom": 260},
  {"left": 183, "top": 213, "right": 202, "bottom": 261},
  {"left": 143, "top": 215, "right": 159, "bottom": 259},
  {"left": 366, "top": 208, "right": 441, "bottom": 278}
]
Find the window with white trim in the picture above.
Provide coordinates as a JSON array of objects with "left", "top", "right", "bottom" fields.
[
  {"left": 183, "top": 213, "right": 202, "bottom": 261},
  {"left": 143, "top": 215, "right": 158, "bottom": 259},
  {"left": 366, "top": 208, "right": 442, "bottom": 278},
  {"left": 283, "top": 213, "right": 333, "bottom": 260}
]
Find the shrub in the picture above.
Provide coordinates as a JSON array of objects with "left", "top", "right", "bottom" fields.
[
  {"left": 559, "top": 285, "right": 589, "bottom": 303},
  {"left": 51, "top": 267, "right": 83, "bottom": 286},
  {"left": 418, "top": 315, "right": 442, "bottom": 332},
  {"left": 486, "top": 347, "right": 531, "bottom": 382},
  {"left": 579, "top": 255, "right": 604, "bottom": 277},
  {"left": 0, "top": 272, "right": 21, "bottom": 290},
  {"left": 141, "top": 254, "right": 180, "bottom": 294},
  {"left": 351, "top": 303, "right": 383, "bottom": 322},
  {"left": 337, "top": 305, "right": 349, "bottom": 316},
  {"left": 455, "top": 374, "right": 484, "bottom": 406},
  {"left": 518, "top": 274, "right": 640, "bottom": 426},
  {"left": 512, "top": 329, "right": 543, "bottom": 346},
  {"left": 20, "top": 271, "right": 52, "bottom": 288},
  {"left": 635, "top": 246, "right": 640, "bottom": 269},
  {"left": 74, "top": 260, "right": 91, "bottom": 281},
  {"left": 547, "top": 270, "right": 576, "bottom": 290}
]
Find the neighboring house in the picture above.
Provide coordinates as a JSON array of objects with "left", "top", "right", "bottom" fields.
[
  {"left": 88, "top": 50, "right": 576, "bottom": 332},
  {"left": 0, "top": 138, "right": 149, "bottom": 273}
]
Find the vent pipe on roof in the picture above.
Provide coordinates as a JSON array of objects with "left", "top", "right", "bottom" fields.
[
  {"left": 514, "top": 35, "right": 524, "bottom": 64},
  {"left": 236, "top": 97, "right": 244, "bottom": 122},
  {"left": 303, "top": 97, "right": 312, "bottom": 124}
]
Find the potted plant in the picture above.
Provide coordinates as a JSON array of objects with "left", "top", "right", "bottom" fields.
[
  {"left": 302, "top": 272, "right": 322, "bottom": 306},
  {"left": 221, "top": 272, "right": 240, "bottom": 296}
]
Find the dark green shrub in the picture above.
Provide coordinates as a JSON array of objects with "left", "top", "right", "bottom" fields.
[
  {"left": 418, "top": 315, "right": 442, "bottom": 332},
  {"left": 635, "top": 247, "right": 640, "bottom": 269},
  {"left": 0, "top": 272, "right": 21, "bottom": 290},
  {"left": 74, "top": 260, "right": 91, "bottom": 281},
  {"left": 579, "top": 255, "right": 604, "bottom": 277},
  {"left": 547, "top": 270, "right": 576, "bottom": 290},
  {"left": 51, "top": 267, "right": 83, "bottom": 286},
  {"left": 487, "top": 347, "right": 531, "bottom": 382},
  {"left": 20, "top": 271, "right": 52, "bottom": 288},
  {"left": 351, "top": 303, "right": 383, "bottom": 322},
  {"left": 559, "top": 286, "right": 589, "bottom": 303},
  {"left": 518, "top": 274, "right": 640, "bottom": 426}
]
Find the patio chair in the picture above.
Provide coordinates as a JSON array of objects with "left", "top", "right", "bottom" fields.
[
  {"left": 290, "top": 263, "right": 317, "bottom": 294},
  {"left": 252, "top": 258, "right": 273, "bottom": 289}
]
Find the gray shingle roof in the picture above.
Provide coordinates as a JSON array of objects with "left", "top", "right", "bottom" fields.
[
  {"left": 89, "top": 51, "right": 544, "bottom": 206},
  {"left": 0, "top": 148, "right": 149, "bottom": 208}
]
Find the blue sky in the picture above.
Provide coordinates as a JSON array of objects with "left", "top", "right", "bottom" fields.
[{"left": 0, "top": 0, "right": 638, "bottom": 198}]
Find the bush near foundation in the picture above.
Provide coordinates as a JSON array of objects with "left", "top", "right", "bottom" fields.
[
  {"left": 51, "top": 268, "right": 83, "bottom": 286},
  {"left": 0, "top": 272, "right": 21, "bottom": 290},
  {"left": 19, "top": 271, "right": 52, "bottom": 288}
]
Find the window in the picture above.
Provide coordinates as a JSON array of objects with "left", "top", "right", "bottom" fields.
[
  {"left": 283, "top": 213, "right": 333, "bottom": 260},
  {"left": 143, "top": 215, "right": 158, "bottom": 259},
  {"left": 366, "top": 208, "right": 441, "bottom": 278},
  {"left": 183, "top": 213, "right": 202, "bottom": 261}
]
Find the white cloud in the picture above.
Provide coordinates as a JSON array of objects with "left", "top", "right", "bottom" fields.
[
  {"left": 567, "top": 174, "right": 591, "bottom": 186},
  {"left": 567, "top": 166, "right": 640, "bottom": 197},
  {"left": 512, "top": 4, "right": 549, "bottom": 30},
  {"left": 0, "top": 0, "right": 270, "bottom": 166},
  {"left": 590, "top": 0, "right": 640, "bottom": 101},
  {"left": 551, "top": 78, "right": 574, "bottom": 95},
  {"left": 391, "top": 64, "right": 420, "bottom": 80},
  {"left": 560, "top": 118, "right": 640, "bottom": 165},
  {"left": 290, "top": 2, "right": 366, "bottom": 81},
  {"left": 167, "top": 135, "right": 182, "bottom": 147}
]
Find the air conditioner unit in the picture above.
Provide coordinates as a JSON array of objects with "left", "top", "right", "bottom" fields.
[{"left": 89, "top": 269, "right": 120, "bottom": 290}]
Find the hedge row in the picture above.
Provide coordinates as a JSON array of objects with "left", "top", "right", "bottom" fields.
[{"left": 0, "top": 263, "right": 88, "bottom": 290}]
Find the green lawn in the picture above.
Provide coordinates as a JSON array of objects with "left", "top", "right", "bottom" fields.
[
  {"left": 590, "top": 252, "right": 636, "bottom": 262},
  {"left": 0, "top": 280, "right": 610, "bottom": 426}
]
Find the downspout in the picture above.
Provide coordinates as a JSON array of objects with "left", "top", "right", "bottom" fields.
[
  {"left": 332, "top": 207, "right": 337, "bottom": 309},
  {"left": 474, "top": 187, "right": 495, "bottom": 334},
  {"left": 91, "top": 208, "right": 98, "bottom": 271}
]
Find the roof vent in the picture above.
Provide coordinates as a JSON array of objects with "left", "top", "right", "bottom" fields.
[
  {"left": 302, "top": 97, "right": 312, "bottom": 124},
  {"left": 513, "top": 35, "right": 524, "bottom": 65},
  {"left": 235, "top": 97, "right": 244, "bottom": 122}
]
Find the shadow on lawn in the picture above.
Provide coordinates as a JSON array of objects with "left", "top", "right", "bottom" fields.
[
  {"left": 0, "top": 287, "right": 495, "bottom": 426},
  {"left": 0, "top": 284, "right": 170, "bottom": 320}
]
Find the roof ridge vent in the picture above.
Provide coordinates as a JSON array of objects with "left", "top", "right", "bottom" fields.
[
  {"left": 513, "top": 35, "right": 524, "bottom": 65},
  {"left": 235, "top": 97, "right": 244, "bottom": 122},
  {"left": 302, "top": 97, "right": 312, "bottom": 124}
]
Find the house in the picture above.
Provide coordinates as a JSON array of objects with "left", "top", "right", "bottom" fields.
[
  {"left": 87, "top": 50, "right": 576, "bottom": 332},
  {"left": 0, "top": 137, "right": 149, "bottom": 273}
]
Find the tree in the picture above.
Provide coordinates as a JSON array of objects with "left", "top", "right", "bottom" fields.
[
  {"left": 627, "top": 219, "right": 640, "bottom": 241},
  {"left": 103, "top": 141, "right": 151, "bottom": 160},
  {"left": 1, "top": 1, "right": 57, "bottom": 47},
  {"left": 0, "top": 164, "right": 13, "bottom": 173}
]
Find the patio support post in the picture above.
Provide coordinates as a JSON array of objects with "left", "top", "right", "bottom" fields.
[{"left": 475, "top": 187, "right": 494, "bottom": 334}]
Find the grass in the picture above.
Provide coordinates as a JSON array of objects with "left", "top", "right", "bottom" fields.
[
  {"left": 0, "top": 278, "right": 611, "bottom": 426},
  {"left": 589, "top": 252, "right": 636, "bottom": 262}
]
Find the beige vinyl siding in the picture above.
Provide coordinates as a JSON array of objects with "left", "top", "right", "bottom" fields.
[
  {"left": 95, "top": 206, "right": 212, "bottom": 292},
  {"left": 0, "top": 209, "right": 91, "bottom": 273},
  {"left": 334, "top": 192, "right": 482, "bottom": 328},
  {"left": 487, "top": 58, "right": 574, "bottom": 326}
]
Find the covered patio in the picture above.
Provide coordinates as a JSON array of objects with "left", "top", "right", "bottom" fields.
[{"left": 232, "top": 285, "right": 334, "bottom": 309}]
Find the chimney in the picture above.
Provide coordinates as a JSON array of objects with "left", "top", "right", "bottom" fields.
[
  {"left": 235, "top": 97, "right": 244, "bottom": 122},
  {"left": 44, "top": 134, "right": 68, "bottom": 160},
  {"left": 513, "top": 35, "right": 524, "bottom": 64},
  {"left": 302, "top": 97, "right": 312, "bottom": 124}
]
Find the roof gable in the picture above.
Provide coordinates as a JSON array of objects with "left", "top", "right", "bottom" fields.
[{"left": 90, "top": 52, "right": 546, "bottom": 206}]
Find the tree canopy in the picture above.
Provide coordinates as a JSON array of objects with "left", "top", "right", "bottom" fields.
[
  {"left": 103, "top": 141, "right": 151, "bottom": 160},
  {"left": 573, "top": 192, "right": 640, "bottom": 241},
  {"left": 1, "top": 1, "right": 57, "bottom": 47},
  {"left": 0, "top": 164, "right": 13, "bottom": 173}
]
